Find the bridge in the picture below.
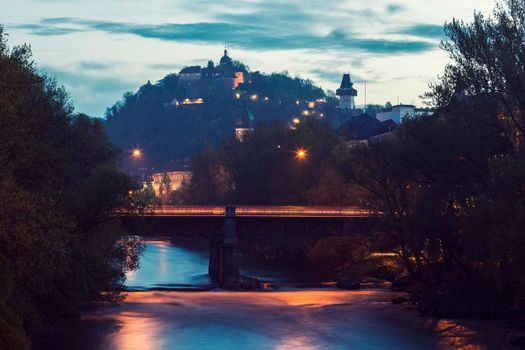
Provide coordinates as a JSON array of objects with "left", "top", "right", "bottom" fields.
[
  {"left": 127, "top": 206, "right": 377, "bottom": 218},
  {"left": 120, "top": 206, "right": 382, "bottom": 289}
]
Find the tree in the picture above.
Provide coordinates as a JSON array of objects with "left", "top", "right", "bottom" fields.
[
  {"left": 338, "top": 0, "right": 525, "bottom": 317},
  {"left": 159, "top": 172, "right": 172, "bottom": 204},
  {"left": 186, "top": 120, "right": 343, "bottom": 205},
  {"left": 364, "top": 104, "right": 384, "bottom": 117},
  {"left": 0, "top": 26, "right": 142, "bottom": 348}
]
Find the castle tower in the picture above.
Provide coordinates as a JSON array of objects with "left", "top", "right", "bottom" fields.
[
  {"left": 336, "top": 74, "right": 357, "bottom": 110},
  {"left": 219, "top": 48, "right": 233, "bottom": 76}
]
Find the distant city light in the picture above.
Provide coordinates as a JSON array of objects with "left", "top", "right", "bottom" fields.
[
  {"left": 264, "top": 97, "right": 269, "bottom": 101},
  {"left": 235, "top": 93, "right": 241, "bottom": 99},
  {"left": 132, "top": 148, "right": 142, "bottom": 158},
  {"left": 292, "top": 118, "right": 301, "bottom": 124},
  {"left": 182, "top": 98, "right": 204, "bottom": 104},
  {"left": 295, "top": 148, "right": 307, "bottom": 160},
  {"left": 308, "top": 101, "right": 315, "bottom": 109},
  {"left": 296, "top": 100, "right": 300, "bottom": 105},
  {"left": 302, "top": 110, "right": 309, "bottom": 116},
  {"left": 250, "top": 94, "right": 258, "bottom": 101}
]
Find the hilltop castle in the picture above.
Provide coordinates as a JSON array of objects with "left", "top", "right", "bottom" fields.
[{"left": 175, "top": 49, "right": 244, "bottom": 104}]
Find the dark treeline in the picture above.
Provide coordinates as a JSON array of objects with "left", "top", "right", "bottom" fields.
[
  {"left": 0, "top": 27, "right": 143, "bottom": 349},
  {"left": 184, "top": 0, "right": 525, "bottom": 317},
  {"left": 183, "top": 119, "right": 351, "bottom": 205}
]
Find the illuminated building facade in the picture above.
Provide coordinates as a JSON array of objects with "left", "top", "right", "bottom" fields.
[
  {"left": 150, "top": 171, "right": 192, "bottom": 195},
  {"left": 175, "top": 49, "right": 245, "bottom": 104}
]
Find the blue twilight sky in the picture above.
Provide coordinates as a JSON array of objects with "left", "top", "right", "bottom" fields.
[{"left": 3, "top": 0, "right": 495, "bottom": 117}]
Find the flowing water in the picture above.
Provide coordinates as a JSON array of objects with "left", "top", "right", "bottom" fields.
[{"left": 35, "top": 239, "right": 509, "bottom": 350}]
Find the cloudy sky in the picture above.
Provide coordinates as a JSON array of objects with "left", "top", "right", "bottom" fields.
[{"left": 3, "top": 0, "right": 495, "bottom": 117}]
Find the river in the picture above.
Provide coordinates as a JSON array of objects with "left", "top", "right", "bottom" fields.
[{"left": 35, "top": 239, "right": 510, "bottom": 350}]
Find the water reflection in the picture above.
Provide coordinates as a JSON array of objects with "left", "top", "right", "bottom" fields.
[
  {"left": 79, "top": 288, "right": 505, "bottom": 350},
  {"left": 82, "top": 290, "right": 442, "bottom": 350},
  {"left": 125, "top": 240, "right": 211, "bottom": 290},
  {"left": 34, "top": 239, "right": 506, "bottom": 350}
]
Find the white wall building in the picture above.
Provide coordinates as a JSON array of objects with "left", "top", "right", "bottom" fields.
[
  {"left": 377, "top": 104, "right": 434, "bottom": 124},
  {"left": 150, "top": 171, "right": 192, "bottom": 195}
]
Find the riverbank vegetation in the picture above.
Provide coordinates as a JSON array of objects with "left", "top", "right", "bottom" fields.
[
  {"left": 184, "top": 0, "right": 525, "bottom": 318},
  {"left": 0, "top": 27, "right": 143, "bottom": 349}
]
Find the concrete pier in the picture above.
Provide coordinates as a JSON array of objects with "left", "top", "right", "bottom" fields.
[{"left": 209, "top": 206, "right": 240, "bottom": 289}]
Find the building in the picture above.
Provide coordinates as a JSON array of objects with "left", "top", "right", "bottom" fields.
[
  {"left": 175, "top": 49, "right": 245, "bottom": 103},
  {"left": 235, "top": 105, "right": 255, "bottom": 141},
  {"left": 376, "top": 104, "right": 434, "bottom": 124},
  {"left": 150, "top": 171, "right": 192, "bottom": 196},
  {"left": 336, "top": 74, "right": 358, "bottom": 110}
]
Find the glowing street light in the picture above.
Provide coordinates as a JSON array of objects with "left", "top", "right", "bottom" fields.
[
  {"left": 295, "top": 148, "right": 307, "bottom": 160},
  {"left": 250, "top": 94, "right": 258, "bottom": 101},
  {"left": 292, "top": 118, "right": 301, "bottom": 125},
  {"left": 132, "top": 148, "right": 142, "bottom": 158}
]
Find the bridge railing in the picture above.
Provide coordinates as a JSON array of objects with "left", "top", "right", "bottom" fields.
[{"left": 121, "top": 206, "right": 378, "bottom": 218}]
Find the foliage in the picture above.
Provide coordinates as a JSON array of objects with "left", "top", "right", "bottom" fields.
[
  {"left": 0, "top": 26, "right": 142, "bottom": 348},
  {"left": 307, "top": 236, "right": 369, "bottom": 277},
  {"left": 184, "top": 119, "right": 345, "bottom": 205},
  {"left": 159, "top": 172, "right": 172, "bottom": 204},
  {"left": 340, "top": 0, "right": 525, "bottom": 316},
  {"left": 128, "top": 182, "right": 160, "bottom": 212}
]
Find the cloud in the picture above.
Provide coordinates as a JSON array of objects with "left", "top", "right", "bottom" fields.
[
  {"left": 310, "top": 68, "right": 367, "bottom": 84},
  {"left": 40, "top": 65, "right": 138, "bottom": 117},
  {"left": 386, "top": 4, "right": 405, "bottom": 14},
  {"left": 397, "top": 24, "right": 445, "bottom": 40},
  {"left": 21, "top": 17, "right": 436, "bottom": 55},
  {"left": 79, "top": 61, "right": 112, "bottom": 70},
  {"left": 14, "top": 23, "right": 81, "bottom": 35}
]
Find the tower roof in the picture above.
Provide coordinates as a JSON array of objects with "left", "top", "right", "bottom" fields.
[
  {"left": 220, "top": 48, "right": 233, "bottom": 67},
  {"left": 336, "top": 73, "right": 357, "bottom": 96}
]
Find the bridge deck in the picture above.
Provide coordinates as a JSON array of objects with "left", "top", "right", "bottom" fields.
[{"left": 124, "top": 206, "right": 377, "bottom": 218}]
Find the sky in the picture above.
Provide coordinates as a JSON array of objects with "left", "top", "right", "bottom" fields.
[{"left": 3, "top": 0, "right": 496, "bottom": 117}]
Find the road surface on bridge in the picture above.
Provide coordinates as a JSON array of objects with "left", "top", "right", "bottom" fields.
[{"left": 125, "top": 206, "right": 378, "bottom": 218}]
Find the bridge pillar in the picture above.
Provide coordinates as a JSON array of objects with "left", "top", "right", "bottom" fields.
[
  {"left": 209, "top": 206, "right": 240, "bottom": 289},
  {"left": 208, "top": 232, "right": 222, "bottom": 281}
]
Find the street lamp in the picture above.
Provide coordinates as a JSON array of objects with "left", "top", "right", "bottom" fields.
[
  {"left": 132, "top": 148, "right": 142, "bottom": 158},
  {"left": 295, "top": 148, "right": 307, "bottom": 160}
]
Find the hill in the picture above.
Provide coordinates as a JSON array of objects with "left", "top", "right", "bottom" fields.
[{"left": 104, "top": 57, "right": 331, "bottom": 170}]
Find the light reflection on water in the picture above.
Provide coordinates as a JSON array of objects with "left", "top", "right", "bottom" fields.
[
  {"left": 125, "top": 240, "right": 212, "bottom": 290},
  {"left": 34, "top": 239, "right": 505, "bottom": 350},
  {"left": 81, "top": 290, "right": 496, "bottom": 350}
]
